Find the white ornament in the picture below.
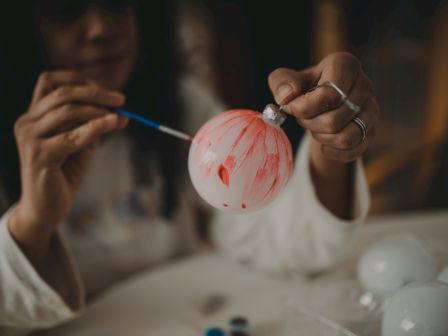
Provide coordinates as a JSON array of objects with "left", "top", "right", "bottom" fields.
[
  {"left": 382, "top": 282, "right": 448, "bottom": 336},
  {"left": 358, "top": 234, "right": 438, "bottom": 297},
  {"left": 438, "top": 265, "right": 448, "bottom": 284}
]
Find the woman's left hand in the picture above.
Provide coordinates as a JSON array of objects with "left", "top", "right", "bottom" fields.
[{"left": 268, "top": 52, "right": 379, "bottom": 163}]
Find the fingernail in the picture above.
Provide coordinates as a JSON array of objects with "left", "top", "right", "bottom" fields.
[
  {"left": 275, "top": 84, "right": 293, "bottom": 104},
  {"left": 281, "top": 104, "right": 291, "bottom": 114},
  {"left": 105, "top": 113, "right": 118, "bottom": 122}
]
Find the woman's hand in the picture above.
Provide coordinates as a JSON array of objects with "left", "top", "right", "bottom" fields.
[
  {"left": 9, "top": 71, "right": 128, "bottom": 263},
  {"left": 269, "top": 52, "right": 378, "bottom": 162},
  {"left": 268, "top": 52, "right": 379, "bottom": 218}
]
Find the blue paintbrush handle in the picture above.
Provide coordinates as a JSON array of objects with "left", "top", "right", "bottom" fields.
[
  {"left": 115, "top": 108, "right": 160, "bottom": 129},
  {"left": 115, "top": 108, "right": 192, "bottom": 142}
]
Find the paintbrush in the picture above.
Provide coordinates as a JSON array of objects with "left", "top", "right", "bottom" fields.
[{"left": 115, "top": 108, "right": 192, "bottom": 142}]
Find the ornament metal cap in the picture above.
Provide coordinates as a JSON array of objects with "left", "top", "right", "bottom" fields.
[{"left": 262, "top": 104, "right": 287, "bottom": 126}]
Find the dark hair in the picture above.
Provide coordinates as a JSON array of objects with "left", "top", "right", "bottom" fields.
[{"left": 0, "top": 1, "right": 186, "bottom": 217}]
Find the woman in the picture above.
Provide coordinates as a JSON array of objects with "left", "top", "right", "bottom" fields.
[{"left": 0, "top": 0, "right": 376, "bottom": 334}]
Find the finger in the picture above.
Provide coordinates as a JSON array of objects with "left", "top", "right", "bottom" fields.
[
  {"left": 299, "top": 74, "right": 374, "bottom": 134},
  {"left": 31, "top": 71, "right": 92, "bottom": 106},
  {"left": 282, "top": 53, "right": 361, "bottom": 119},
  {"left": 62, "top": 141, "right": 99, "bottom": 188},
  {"left": 32, "top": 104, "right": 116, "bottom": 137},
  {"left": 42, "top": 114, "right": 128, "bottom": 164},
  {"left": 319, "top": 53, "right": 361, "bottom": 94},
  {"left": 268, "top": 67, "right": 316, "bottom": 105},
  {"left": 31, "top": 84, "right": 125, "bottom": 119},
  {"left": 320, "top": 127, "right": 375, "bottom": 163},
  {"left": 311, "top": 97, "right": 379, "bottom": 150}
]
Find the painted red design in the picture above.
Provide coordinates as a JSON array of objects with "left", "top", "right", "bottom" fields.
[{"left": 188, "top": 109, "right": 293, "bottom": 212}]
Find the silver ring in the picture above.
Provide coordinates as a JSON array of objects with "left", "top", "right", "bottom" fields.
[
  {"left": 309, "top": 81, "right": 361, "bottom": 114},
  {"left": 352, "top": 117, "right": 368, "bottom": 142}
]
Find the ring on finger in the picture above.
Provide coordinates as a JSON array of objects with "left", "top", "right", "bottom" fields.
[
  {"left": 352, "top": 116, "right": 368, "bottom": 142},
  {"left": 309, "top": 81, "right": 361, "bottom": 114}
]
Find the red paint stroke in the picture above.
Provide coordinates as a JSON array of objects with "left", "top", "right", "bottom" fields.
[
  {"left": 240, "top": 124, "right": 293, "bottom": 207},
  {"left": 195, "top": 111, "right": 256, "bottom": 146},
  {"left": 278, "top": 130, "right": 293, "bottom": 184},
  {"left": 202, "top": 165, "right": 213, "bottom": 178},
  {"left": 262, "top": 176, "right": 280, "bottom": 202},
  {"left": 223, "top": 155, "right": 236, "bottom": 172},
  {"left": 193, "top": 109, "right": 293, "bottom": 209},
  {"left": 252, "top": 153, "right": 280, "bottom": 203},
  {"left": 232, "top": 121, "right": 266, "bottom": 174},
  {"left": 215, "top": 115, "right": 254, "bottom": 143},
  {"left": 217, "top": 164, "right": 230, "bottom": 186},
  {"left": 195, "top": 110, "right": 259, "bottom": 181},
  {"left": 230, "top": 123, "right": 251, "bottom": 151},
  {"left": 260, "top": 129, "right": 282, "bottom": 201},
  {"left": 240, "top": 128, "right": 270, "bottom": 201}
]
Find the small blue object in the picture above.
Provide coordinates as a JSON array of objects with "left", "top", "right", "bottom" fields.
[
  {"left": 203, "top": 327, "right": 226, "bottom": 336},
  {"left": 115, "top": 108, "right": 192, "bottom": 141},
  {"left": 115, "top": 108, "right": 160, "bottom": 129}
]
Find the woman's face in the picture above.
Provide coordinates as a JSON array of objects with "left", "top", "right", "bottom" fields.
[{"left": 36, "top": 0, "right": 140, "bottom": 90}]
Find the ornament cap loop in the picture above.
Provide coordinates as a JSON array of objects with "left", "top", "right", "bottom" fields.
[{"left": 262, "top": 104, "right": 287, "bottom": 126}]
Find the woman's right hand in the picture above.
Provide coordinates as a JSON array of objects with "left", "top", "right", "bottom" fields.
[{"left": 8, "top": 71, "right": 128, "bottom": 264}]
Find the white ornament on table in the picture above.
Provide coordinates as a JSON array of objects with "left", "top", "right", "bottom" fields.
[
  {"left": 438, "top": 265, "right": 448, "bottom": 284},
  {"left": 382, "top": 281, "right": 448, "bottom": 336},
  {"left": 357, "top": 233, "right": 438, "bottom": 298}
]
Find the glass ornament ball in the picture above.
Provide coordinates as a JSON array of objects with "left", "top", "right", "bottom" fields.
[
  {"left": 438, "top": 265, "right": 448, "bottom": 284},
  {"left": 357, "top": 234, "right": 438, "bottom": 298},
  {"left": 382, "top": 282, "right": 448, "bottom": 336},
  {"left": 188, "top": 105, "right": 293, "bottom": 213}
]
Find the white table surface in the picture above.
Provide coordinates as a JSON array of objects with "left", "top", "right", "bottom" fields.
[{"left": 39, "top": 210, "right": 448, "bottom": 336}]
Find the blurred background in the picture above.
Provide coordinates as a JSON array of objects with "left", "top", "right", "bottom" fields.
[
  {"left": 289, "top": 0, "right": 448, "bottom": 214},
  {"left": 335, "top": 0, "right": 448, "bottom": 214}
]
